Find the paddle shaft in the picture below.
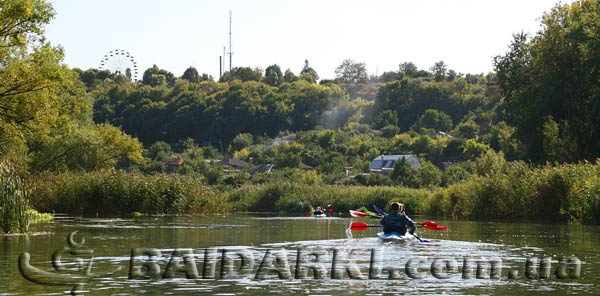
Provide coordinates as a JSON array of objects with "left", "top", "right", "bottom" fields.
[
  {"left": 411, "top": 233, "right": 424, "bottom": 243},
  {"left": 350, "top": 209, "right": 447, "bottom": 230}
]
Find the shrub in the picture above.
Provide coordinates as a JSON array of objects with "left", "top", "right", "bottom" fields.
[
  {"left": 29, "top": 171, "right": 226, "bottom": 215},
  {"left": 228, "top": 181, "right": 429, "bottom": 215},
  {"left": 422, "top": 161, "right": 600, "bottom": 224}
]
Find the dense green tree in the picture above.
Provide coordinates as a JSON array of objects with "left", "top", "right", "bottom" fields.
[
  {"left": 284, "top": 81, "right": 344, "bottom": 130},
  {"left": 373, "top": 78, "right": 458, "bottom": 131},
  {"left": 485, "top": 121, "right": 521, "bottom": 159},
  {"left": 399, "top": 62, "right": 418, "bottom": 77},
  {"left": 300, "top": 60, "right": 319, "bottom": 83},
  {"left": 181, "top": 66, "right": 200, "bottom": 83},
  {"left": 542, "top": 117, "right": 574, "bottom": 162},
  {"left": 30, "top": 124, "right": 143, "bottom": 172},
  {"left": 142, "top": 65, "right": 176, "bottom": 87},
  {"left": 442, "top": 165, "right": 471, "bottom": 186},
  {"left": 379, "top": 71, "right": 403, "bottom": 82},
  {"left": 231, "top": 66, "right": 263, "bottom": 82},
  {"left": 381, "top": 125, "right": 400, "bottom": 138},
  {"left": 463, "top": 139, "right": 490, "bottom": 158},
  {"left": 416, "top": 160, "right": 442, "bottom": 188},
  {"left": 415, "top": 109, "right": 453, "bottom": 132},
  {"left": 447, "top": 69, "right": 457, "bottom": 81},
  {"left": 231, "top": 133, "right": 254, "bottom": 151},
  {"left": 283, "top": 69, "right": 298, "bottom": 83},
  {"left": 494, "top": 0, "right": 600, "bottom": 162},
  {"left": 77, "top": 68, "right": 115, "bottom": 89},
  {"left": 430, "top": 60, "right": 448, "bottom": 82},
  {"left": 454, "top": 119, "right": 479, "bottom": 139},
  {"left": 372, "top": 110, "right": 398, "bottom": 129},
  {"left": 0, "top": 0, "right": 142, "bottom": 175},
  {"left": 147, "top": 141, "right": 172, "bottom": 161},
  {"left": 0, "top": 0, "right": 63, "bottom": 155},
  {"left": 335, "top": 59, "right": 368, "bottom": 84},
  {"left": 391, "top": 158, "right": 417, "bottom": 186},
  {"left": 264, "top": 64, "right": 283, "bottom": 86}
]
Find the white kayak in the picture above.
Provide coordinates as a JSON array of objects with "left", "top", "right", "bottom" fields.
[
  {"left": 377, "top": 231, "right": 411, "bottom": 241},
  {"left": 377, "top": 232, "right": 430, "bottom": 243}
]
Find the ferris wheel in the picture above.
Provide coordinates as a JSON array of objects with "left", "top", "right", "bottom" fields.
[{"left": 99, "top": 49, "right": 139, "bottom": 81}]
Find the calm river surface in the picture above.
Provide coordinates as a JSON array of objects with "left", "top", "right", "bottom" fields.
[{"left": 1, "top": 214, "right": 599, "bottom": 295}]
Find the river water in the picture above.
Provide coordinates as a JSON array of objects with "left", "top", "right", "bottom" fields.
[{"left": 1, "top": 214, "right": 599, "bottom": 295}]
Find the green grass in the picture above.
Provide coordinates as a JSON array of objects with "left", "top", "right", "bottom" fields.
[{"left": 27, "top": 209, "right": 53, "bottom": 223}]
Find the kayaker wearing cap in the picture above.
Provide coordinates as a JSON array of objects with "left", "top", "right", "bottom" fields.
[
  {"left": 380, "top": 202, "right": 416, "bottom": 235},
  {"left": 313, "top": 206, "right": 324, "bottom": 216}
]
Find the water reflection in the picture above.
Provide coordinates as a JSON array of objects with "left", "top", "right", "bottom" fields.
[{"left": 1, "top": 215, "right": 599, "bottom": 295}]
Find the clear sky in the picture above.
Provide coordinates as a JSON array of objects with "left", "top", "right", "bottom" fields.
[{"left": 45, "top": 0, "right": 564, "bottom": 80}]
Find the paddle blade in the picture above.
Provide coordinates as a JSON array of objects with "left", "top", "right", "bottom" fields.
[
  {"left": 349, "top": 210, "right": 368, "bottom": 218},
  {"left": 350, "top": 222, "right": 369, "bottom": 231},
  {"left": 421, "top": 221, "right": 447, "bottom": 230},
  {"left": 373, "top": 204, "right": 386, "bottom": 216}
]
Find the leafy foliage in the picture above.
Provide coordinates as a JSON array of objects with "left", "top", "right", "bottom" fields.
[{"left": 495, "top": 0, "right": 600, "bottom": 162}]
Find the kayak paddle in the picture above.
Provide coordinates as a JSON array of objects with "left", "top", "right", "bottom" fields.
[
  {"left": 350, "top": 222, "right": 382, "bottom": 231},
  {"left": 411, "top": 233, "right": 425, "bottom": 243},
  {"left": 349, "top": 210, "right": 381, "bottom": 218},
  {"left": 372, "top": 204, "right": 448, "bottom": 230},
  {"left": 349, "top": 212, "right": 448, "bottom": 230},
  {"left": 373, "top": 204, "right": 386, "bottom": 216}
]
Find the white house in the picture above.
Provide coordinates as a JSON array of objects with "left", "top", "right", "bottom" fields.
[{"left": 368, "top": 155, "right": 420, "bottom": 174}]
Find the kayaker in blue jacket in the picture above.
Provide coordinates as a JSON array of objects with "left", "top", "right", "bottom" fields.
[{"left": 380, "top": 202, "right": 416, "bottom": 235}]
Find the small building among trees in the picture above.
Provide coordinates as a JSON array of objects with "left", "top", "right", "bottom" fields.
[
  {"left": 219, "top": 158, "right": 250, "bottom": 171},
  {"left": 368, "top": 155, "right": 420, "bottom": 174},
  {"left": 166, "top": 157, "right": 184, "bottom": 173}
]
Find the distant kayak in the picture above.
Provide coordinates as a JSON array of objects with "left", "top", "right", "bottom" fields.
[{"left": 313, "top": 213, "right": 327, "bottom": 217}]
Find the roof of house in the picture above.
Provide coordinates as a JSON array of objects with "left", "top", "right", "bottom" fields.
[
  {"left": 372, "top": 155, "right": 417, "bottom": 161},
  {"left": 369, "top": 155, "right": 420, "bottom": 170},
  {"left": 266, "top": 133, "right": 297, "bottom": 147},
  {"left": 165, "top": 157, "right": 184, "bottom": 166},
  {"left": 247, "top": 164, "right": 274, "bottom": 175},
  {"left": 219, "top": 158, "right": 250, "bottom": 167},
  {"left": 300, "top": 162, "right": 314, "bottom": 170}
]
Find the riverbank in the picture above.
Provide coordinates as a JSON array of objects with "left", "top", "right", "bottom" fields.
[
  {"left": 26, "top": 161, "right": 600, "bottom": 224},
  {"left": 30, "top": 171, "right": 228, "bottom": 216}
]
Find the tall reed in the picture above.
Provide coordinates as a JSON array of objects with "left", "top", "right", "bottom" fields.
[{"left": 0, "top": 161, "right": 29, "bottom": 234}]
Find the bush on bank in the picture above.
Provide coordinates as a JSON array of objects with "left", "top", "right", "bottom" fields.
[
  {"left": 424, "top": 161, "right": 600, "bottom": 224},
  {"left": 29, "top": 171, "right": 227, "bottom": 215},
  {"left": 25, "top": 161, "right": 600, "bottom": 225},
  {"left": 227, "top": 181, "right": 430, "bottom": 214}
]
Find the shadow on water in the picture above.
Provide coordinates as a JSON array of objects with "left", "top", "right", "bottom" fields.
[{"left": 1, "top": 214, "right": 599, "bottom": 295}]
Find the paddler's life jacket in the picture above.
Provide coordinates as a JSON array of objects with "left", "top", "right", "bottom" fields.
[{"left": 380, "top": 212, "right": 416, "bottom": 234}]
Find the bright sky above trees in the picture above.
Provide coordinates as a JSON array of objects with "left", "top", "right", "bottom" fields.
[{"left": 46, "top": 0, "right": 562, "bottom": 79}]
